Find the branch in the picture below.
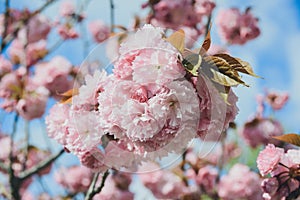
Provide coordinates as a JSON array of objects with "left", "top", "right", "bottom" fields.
[
  {"left": 19, "top": 149, "right": 64, "bottom": 180},
  {"left": 31, "top": 0, "right": 59, "bottom": 17},
  {"left": 0, "top": 0, "right": 10, "bottom": 53},
  {"left": 9, "top": 114, "right": 20, "bottom": 200},
  {"left": 0, "top": 161, "right": 9, "bottom": 172},
  {"left": 0, "top": 0, "right": 58, "bottom": 52},
  {"left": 109, "top": 0, "right": 115, "bottom": 32},
  {"left": 205, "top": 13, "right": 212, "bottom": 37},
  {"left": 84, "top": 170, "right": 109, "bottom": 200}
]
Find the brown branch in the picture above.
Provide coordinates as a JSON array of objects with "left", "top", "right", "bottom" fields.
[
  {"left": 109, "top": 0, "right": 115, "bottom": 33},
  {"left": 1, "top": 0, "right": 58, "bottom": 52},
  {"left": 84, "top": 170, "right": 110, "bottom": 200},
  {"left": 0, "top": 0, "right": 10, "bottom": 53},
  {"left": 0, "top": 161, "right": 9, "bottom": 172},
  {"left": 205, "top": 13, "right": 212, "bottom": 37},
  {"left": 8, "top": 114, "right": 20, "bottom": 200},
  {"left": 19, "top": 149, "right": 64, "bottom": 180},
  {"left": 30, "top": 0, "right": 59, "bottom": 17}
]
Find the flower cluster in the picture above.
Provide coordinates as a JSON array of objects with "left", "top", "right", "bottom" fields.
[
  {"left": 46, "top": 24, "right": 239, "bottom": 171},
  {"left": 241, "top": 90, "right": 288, "bottom": 148},
  {"left": 257, "top": 144, "right": 300, "bottom": 200},
  {"left": 143, "top": 0, "right": 215, "bottom": 48},
  {"left": 216, "top": 7, "right": 260, "bottom": 45}
]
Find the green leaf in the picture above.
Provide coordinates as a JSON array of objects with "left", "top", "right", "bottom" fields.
[{"left": 273, "top": 133, "right": 300, "bottom": 147}]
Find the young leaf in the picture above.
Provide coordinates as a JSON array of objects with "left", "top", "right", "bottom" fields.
[
  {"left": 200, "top": 26, "right": 211, "bottom": 55},
  {"left": 166, "top": 29, "right": 185, "bottom": 53},
  {"left": 273, "top": 133, "right": 300, "bottom": 147},
  {"left": 59, "top": 88, "right": 78, "bottom": 104},
  {"left": 234, "top": 57, "right": 261, "bottom": 78},
  {"left": 203, "top": 56, "right": 249, "bottom": 86},
  {"left": 209, "top": 68, "right": 243, "bottom": 87}
]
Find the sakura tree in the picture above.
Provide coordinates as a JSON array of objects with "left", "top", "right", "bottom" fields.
[{"left": 0, "top": 0, "right": 299, "bottom": 200}]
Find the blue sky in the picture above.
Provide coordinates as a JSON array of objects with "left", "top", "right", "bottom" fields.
[{"left": 1, "top": 0, "right": 300, "bottom": 199}]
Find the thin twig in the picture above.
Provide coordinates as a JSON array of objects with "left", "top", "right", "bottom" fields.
[
  {"left": 1, "top": 0, "right": 58, "bottom": 52},
  {"left": 205, "top": 13, "right": 212, "bottom": 37},
  {"left": 0, "top": 0, "right": 10, "bottom": 53},
  {"left": 21, "top": 120, "right": 29, "bottom": 171},
  {"left": 31, "top": 0, "right": 59, "bottom": 17},
  {"left": 84, "top": 170, "right": 109, "bottom": 200},
  {"left": 0, "top": 161, "right": 9, "bottom": 172},
  {"left": 109, "top": 0, "right": 115, "bottom": 33},
  {"left": 9, "top": 114, "right": 20, "bottom": 200},
  {"left": 19, "top": 149, "right": 64, "bottom": 180}
]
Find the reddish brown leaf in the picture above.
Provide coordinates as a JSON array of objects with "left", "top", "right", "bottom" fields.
[
  {"left": 59, "top": 88, "right": 78, "bottom": 104},
  {"left": 200, "top": 26, "right": 211, "bottom": 55},
  {"left": 273, "top": 133, "right": 300, "bottom": 147},
  {"left": 166, "top": 29, "right": 185, "bottom": 53}
]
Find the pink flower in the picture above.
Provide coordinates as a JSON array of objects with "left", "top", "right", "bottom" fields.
[
  {"left": 78, "top": 148, "right": 108, "bottom": 173},
  {"left": 0, "top": 71, "right": 22, "bottom": 112},
  {"left": 261, "top": 178, "right": 279, "bottom": 200},
  {"left": 8, "top": 39, "right": 48, "bottom": 66},
  {"left": 46, "top": 103, "right": 70, "bottom": 145},
  {"left": 73, "top": 70, "right": 109, "bottom": 108},
  {"left": 216, "top": 8, "right": 260, "bottom": 45},
  {"left": 114, "top": 25, "right": 185, "bottom": 84},
  {"left": 26, "top": 40, "right": 48, "bottom": 66},
  {"left": 0, "top": 72, "right": 21, "bottom": 98},
  {"left": 0, "top": 56, "right": 12, "bottom": 76},
  {"left": 68, "top": 109, "right": 105, "bottom": 150},
  {"left": 196, "top": 75, "right": 238, "bottom": 140},
  {"left": 8, "top": 39, "right": 26, "bottom": 64},
  {"left": 55, "top": 165, "right": 93, "bottom": 193},
  {"left": 33, "top": 56, "right": 73, "bottom": 99},
  {"left": 88, "top": 20, "right": 110, "bottom": 43},
  {"left": 241, "top": 118, "right": 283, "bottom": 148},
  {"left": 93, "top": 174, "right": 134, "bottom": 200},
  {"left": 257, "top": 144, "right": 284, "bottom": 176},
  {"left": 0, "top": 135, "right": 11, "bottom": 161},
  {"left": 0, "top": 9, "right": 23, "bottom": 36},
  {"left": 139, "top": 162, "right": 189, "bottom": 199},
  {"left": 195, "top": 165, "right": 218, "bottom": 194},
  {"left": 16, "top": 85, "right": 49, "bottom": 120},
  {"left": 218, "top": 163, "right": 262, "bottom": 200},
  {"left": 59, "top": 1, "right": 75, "bottom": 17},
  {"left": 266, "top": 90, "right": 289, "bottom": 110},
  {"left": 25, "top": 147, "right": 52, "bottom": 175},
  {"left": 149, "top": 0, "right": 196, "bottom": 29},
  {"left": 97, "top": 79, "right": 199, "bottom": 159},
  {"left": 18, "top": 14, "right": 51, "bottom": 43},
  {"left": 57, "top": 24, "right": 79, "bottom": 39},
  {"left": 286, "top": 149, "right": 300, "bottom": 164},
  {"left": 194, "top": 0, "right": 216, "bottom": 17}
]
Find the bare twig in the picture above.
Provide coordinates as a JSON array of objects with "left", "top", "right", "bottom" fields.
[
  {"left": 109, "top": 0, "right": 115, "bottom": 32},
  {"left": 0, "top": 161, "right": 9, "bottom": 172},
  {"left": 84, "top": 170, "right": 110, "bottom": 200},
  {"left": 205, "top": 13, "right": 212, "bottom": 37},
  {"left": 0, "top": 0, "right": 10, "bottom": 53},
  {"left": 19, "top": 149, "right": 64, "bottom": 180},
  {"left": 21, "top": 120, "right": 29, "bottom": 171},
  {"left": 31, "top": 0, "right": 59, "bottom": 17},
  {"left": 1, "top": 0, "right": 58, "bottom": 52},
  {"left": 9, "top": 114, "right": 20, "bottom": 200}
]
